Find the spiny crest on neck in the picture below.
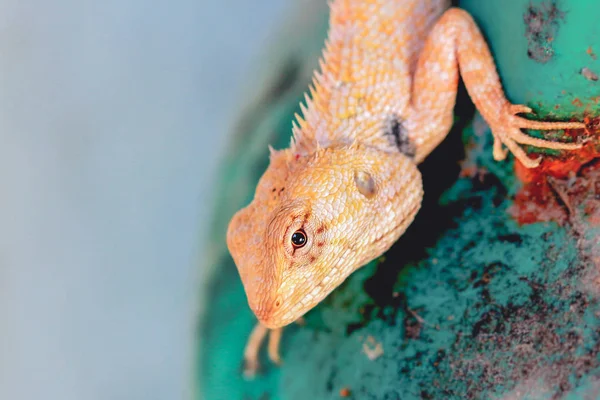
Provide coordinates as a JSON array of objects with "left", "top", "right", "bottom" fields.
[{"left": 287, "top": 20, "right": 345, "bottom": 156}]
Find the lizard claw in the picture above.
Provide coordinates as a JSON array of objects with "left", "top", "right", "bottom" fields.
[
  {"left": 489, "top": 103, "right": 584, "bottom": 168},
  {"left": 242, "top": 357, "right": 261, "bottom": 380},
  {"left": 508, "top": 104, "right": 533, "bottom": 115},
  {"left": 492, "top": 135, "right": 509, "bottom": 161}
]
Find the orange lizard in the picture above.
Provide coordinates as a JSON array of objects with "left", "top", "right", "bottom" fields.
[{"left": 227, "top": 0, "right": 585, "bottom": 376}]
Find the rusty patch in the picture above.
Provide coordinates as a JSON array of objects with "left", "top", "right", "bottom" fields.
[
  {"left": 510, "top": 156, "right": 600, "bottom": 225},
  {"left": 572, "top": 98, "right": 584, "bottom": 107},
  {"left": 509, "top": 119, "right": 600, "bottom": 225},
  {"left": 584, "top": 115, "right": 600, "bottom": 132}
]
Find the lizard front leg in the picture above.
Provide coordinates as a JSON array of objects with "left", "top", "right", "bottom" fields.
[
  {"left": 242, "top": 316, "right": 307, "bottom": 377},
  {"left": 242, "top": 323, "right": 282, "bottom": 378},
  {"left": 408, "top": 8, "right": 585, "bottom": 168}
]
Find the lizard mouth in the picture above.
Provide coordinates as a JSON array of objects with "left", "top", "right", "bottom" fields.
[{"left": 253, "top": 301, "right": 293, "bottom": 329}]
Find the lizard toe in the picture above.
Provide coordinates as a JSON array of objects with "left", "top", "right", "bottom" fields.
[{"left": 242, "top": 357, "right": 261, "bottom": 380}]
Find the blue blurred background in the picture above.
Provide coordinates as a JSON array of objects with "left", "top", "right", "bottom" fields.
[{"left": 0, "top": 0, "right": 289, "bottom": 398}]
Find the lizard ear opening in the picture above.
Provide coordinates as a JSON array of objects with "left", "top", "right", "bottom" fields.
[{"left": 354, "top": 170, "right": 376, "bottom": 198}]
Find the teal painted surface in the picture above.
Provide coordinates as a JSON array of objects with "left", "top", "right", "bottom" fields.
[
  {"left": 199, "top": 2, "right": 600, "bottom": 399},
  {"left": 461, "top": 0, "right": 600, "bottom": 119}
]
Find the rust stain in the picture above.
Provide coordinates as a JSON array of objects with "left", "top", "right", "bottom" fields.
[
  {"left": 510, "top": 121, "right": 600, "bottom": 225},
  {"left": 510, "top": 167, "right": 567, "bottom": 225},
  {"left": 510, "top": 160, "right": 600, "bottom": 226},
  {"left": 587, "top": 46, "right": 598, "bottom": 60},
  {"left": 584, "top": 115, "right": 600, "bottom": 133}
]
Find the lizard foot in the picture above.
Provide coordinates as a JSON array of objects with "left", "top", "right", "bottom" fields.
[
  {"left": 491, "top": 104, "right": 585, "bottom": 168},
  {"left": 241, "top": 324, "right": 285, "bottom": 379}
]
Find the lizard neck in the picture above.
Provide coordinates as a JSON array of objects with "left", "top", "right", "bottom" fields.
[
  {"left": 288, "top": 0, "right": 448, "bottom": 160},
  {"left": 291, "top": 113, "right": 416, "bottom": 161}
]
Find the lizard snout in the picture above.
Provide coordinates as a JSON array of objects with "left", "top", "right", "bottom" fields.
[{"left": 249, "top": 294, "right": 287, "bottom": 329}]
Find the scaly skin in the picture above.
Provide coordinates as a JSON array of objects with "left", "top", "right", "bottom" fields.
[{"left": 227, "top": 0, "right": 585, "bottom": 376}]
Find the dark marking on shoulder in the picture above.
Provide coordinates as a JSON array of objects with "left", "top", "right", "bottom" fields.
[
  {"left": 309, "top": 256, "right": 317, "bottom": 263},
  {"left": 384, "top": 114, "right": 415, "bottom": 158},
  {"left": 316, "top": 241, "right": 325, "bottom": 247},
  {"left": 316, "top": 226, "right": 326, "bottom": 234}
]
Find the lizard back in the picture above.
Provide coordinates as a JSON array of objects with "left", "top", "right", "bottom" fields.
[{"left": 292, "top": 0, "right": 450, "bottom": 155}]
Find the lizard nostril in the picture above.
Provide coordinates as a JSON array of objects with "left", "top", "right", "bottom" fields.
[{"left": 274, "top": 299, "right": 282, "bottom": 308}]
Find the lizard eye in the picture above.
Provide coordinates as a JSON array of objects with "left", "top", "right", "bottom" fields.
[{"left": 291, "top": 230, "right": 307, "bottom": 248}]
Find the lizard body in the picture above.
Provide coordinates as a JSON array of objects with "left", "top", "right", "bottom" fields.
[{"left": 227, "top": 0, "right": 585, "bottom": 376}]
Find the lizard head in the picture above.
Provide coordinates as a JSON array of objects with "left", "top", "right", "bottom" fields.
[{"left": 227, "top": 143, "right": 423, "bottom": 329}]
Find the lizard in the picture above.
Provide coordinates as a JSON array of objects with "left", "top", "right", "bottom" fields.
[{"left": 226, "top": 0, "right": 586, "bottom": 377}]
